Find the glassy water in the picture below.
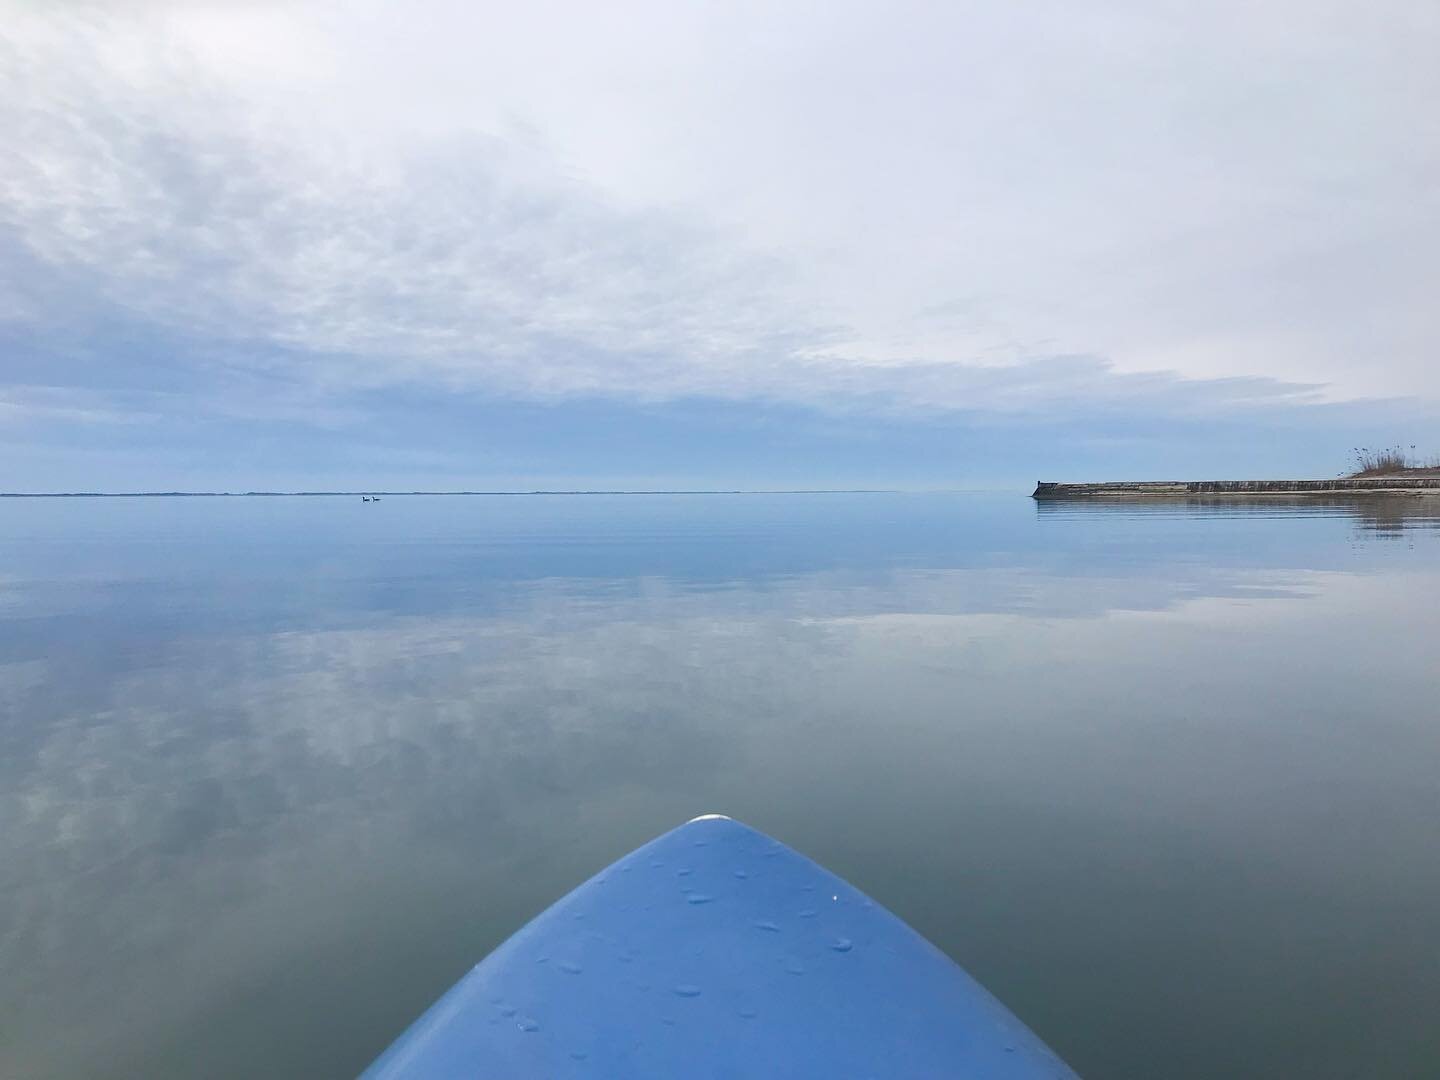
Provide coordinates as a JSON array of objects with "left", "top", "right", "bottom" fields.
[{"left": 2, "top": 493, "right": 1438, "bottom": 1079}]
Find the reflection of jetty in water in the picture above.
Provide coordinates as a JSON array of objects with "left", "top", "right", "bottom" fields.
[{"left": 1034, "top": 496, "right": 1440, "bottom": 537}]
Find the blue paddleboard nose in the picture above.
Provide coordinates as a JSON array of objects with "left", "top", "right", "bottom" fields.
[{"left": 364, "top": 815, "right": 1079, "bottom": 1078}]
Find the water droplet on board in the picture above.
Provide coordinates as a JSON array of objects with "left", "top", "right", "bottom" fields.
[
  {"left": 517, "top": 1018, "right": 540, "bottom": 1032},
  {"left": 738, "top": 1007, "right": 759, "bottom": 1019},
  {"left": 687, "top": 894, "right": 714, "bottom": 904},
  {"left": 831, "top": 938, "right": 853, "bottom": 952},
  {"left": 677, "top": 868, "right": 692, "bottom": 876},
  {"left": 569, "top": 1050, "right": 589, "bottom": 1061},
  {"left": 674, "top": 984, "right": 702, "bottom": 997},
  {"left": 559, "top": 961, "right": 583, "bottom": 974},
  {"left": 754, "top": 920, "right": 781, "bottom": 932},
  {"left": 733, "top": 869, "right": 748, "bottom": 878},
  {"left": 500, "top": 1006, "right": 517, "bottom": 1018},
  {"left": 798, "top": 908, "right": 817, "bottom": 918},
  {"left": 783, "top": 959, "right": 806, "bottom": 975}
]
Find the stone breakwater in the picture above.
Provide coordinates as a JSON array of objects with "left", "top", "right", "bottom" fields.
[{"left": 1032, "top": 478, "right": 1440, "bottom": 499}]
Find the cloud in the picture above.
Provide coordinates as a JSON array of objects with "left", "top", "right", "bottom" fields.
[
  {"left": 7, "top": 4, "right": 1417, "bottom": 422},
  {"left": 2, "top": 10, "right": 835, "bottom": 404},
  {"left": 0, "top": 385, "right": 159, "bottom": 427},
  {"left": 1, "top": 3, "right": 1436, "bottom": 494}
]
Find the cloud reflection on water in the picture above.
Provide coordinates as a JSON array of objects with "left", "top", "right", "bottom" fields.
[{"left": 2, "top": 494, "right": 1439, "bottom": 1078}]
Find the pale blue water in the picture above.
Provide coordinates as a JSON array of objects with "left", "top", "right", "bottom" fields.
[{"left": 2, "top": 493, "right": 1438, "bottom": 1078}]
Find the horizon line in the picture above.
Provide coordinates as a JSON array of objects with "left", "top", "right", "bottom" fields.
[{"left": 0, "top": 488, "right": 928, "bottom": 498}]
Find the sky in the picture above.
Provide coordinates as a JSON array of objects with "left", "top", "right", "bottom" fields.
[{"left": 1, "top": 0, "right": 1436, "bottom": 491}]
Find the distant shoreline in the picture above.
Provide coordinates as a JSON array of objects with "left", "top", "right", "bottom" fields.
[{"left": 0, "top": 489, "right": 899, "bottom": 498}]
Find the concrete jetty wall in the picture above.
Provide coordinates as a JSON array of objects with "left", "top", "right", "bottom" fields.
[{"left": 1032, "top": 478, "right": 1440, "bottom": 499}]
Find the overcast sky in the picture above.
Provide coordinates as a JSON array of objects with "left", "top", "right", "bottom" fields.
[{"left": 2, "top": 1, "right": 1436, "bottom": 490}]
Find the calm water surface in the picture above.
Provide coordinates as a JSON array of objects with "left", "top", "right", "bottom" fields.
[{"left": 2, "top": 493, "right": 1439, "bottom": 1078}]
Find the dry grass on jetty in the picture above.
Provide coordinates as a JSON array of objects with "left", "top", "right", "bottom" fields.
[{"left": 1348, "top": 446, "right": 1440, "bottom": 479}]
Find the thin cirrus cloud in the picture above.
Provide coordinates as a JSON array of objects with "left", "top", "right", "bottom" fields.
[
  {"left": 0, "top": 23, "right": 821, "bottom": 401},
  {"left": 0, "top": 2, "right": 1435, "bottom": 486}
]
